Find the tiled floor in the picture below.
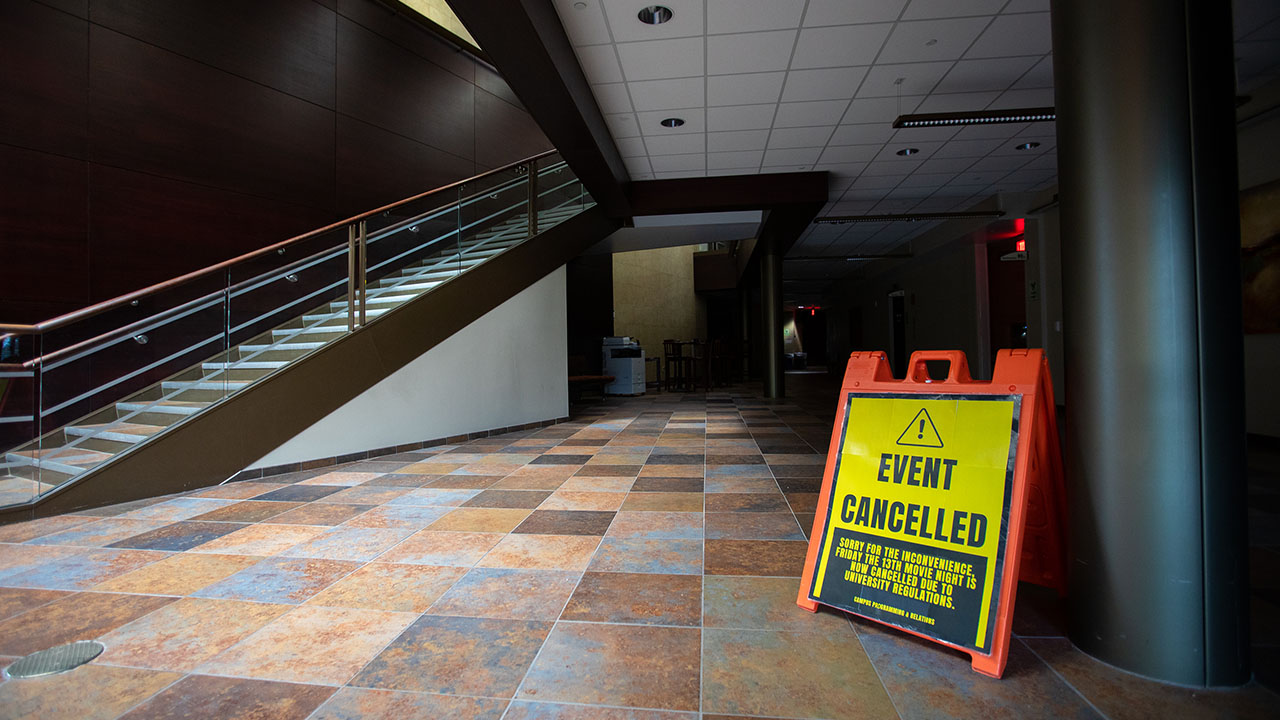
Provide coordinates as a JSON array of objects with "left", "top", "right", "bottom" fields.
[{"left": 0, "top": 380, "right": 1277, "bottom": 719}]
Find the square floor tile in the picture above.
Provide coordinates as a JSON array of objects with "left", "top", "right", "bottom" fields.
[
  {"left": 193, "top": 557, "right": 360, "bottom": 604},
  {"left": 607, "top": 511, "right": 703, "bottom": 540},
  {"left": 462, "top": 490, "right": 553, "bottom": 509},
  {"left": 429, "top": 475, "right": 508, "bottom": 489},
  {"left": 298, "top": 471, "right": 383, "bottom": 486},
  {"left": 702, "top": 628, "right": 896, "bottom": 718},
  {"left": 0, "top": 587, "right": 69, "bottom": 622},
  {"left": 704, "top": 576, "right": 852, "bottom": 633},
  {"left": 558, "top": 477, "right": 634, "bottom": 492},
  {"left": 513, "top": 510, "right": 616, "bottom": 536},
  {"left": 589, "top": 537, "right": 703, "bottom": 576},
  {"left": 531, "top": 455, "right": 592, "bottom": 465},
  {"left": 116, "top": 497, "right": 237, "bottom": 522},
  {"left": 377, "top": 530, "right": 504, "bottom": 566},
  {"left": 26, "top": 518, "right": 170, "bottom": 548},
  {"left": 573, "top": 465, "right": 642, "bottom": 477},
  {"left": 0, "top": 591, "right": 176, "bottom": 656},
  {"left": 361, "top": 473, "right": 439, "bottom": 487},
  {"left": 351, "top": 614, "right": 551, "bottom": 697},
  {"left": 1, "top": 547, "right": 167, "bottom": 590},
  {"left": 343, "top": 505, "right": 453, "bottom": 529},
  {"left": 539, "top": 491, "right": 626, "bottom": 511},
  {"left": 490, "top": 474, "right": 570, "bottom": 491},
  {"left": 0, "top": 664, "right": 181, "bottom": 720},
  {"left": 504, "top": 702, "right": 695, "bottom": 719},
  {"left": 267, "top": 503, "right": 374, "bottom": 526},
  {"left": 279, "top": 526, "right": 414, "bottom": 562},
  {"left": 429, "top": 567, "right": 580, "bottom": 620},
  {"left": 562, "top": 572, "right": 701, "bottom": 626},
  {"left": 639, "top": 465, "right": 704, "bottom": 478},
  {"left": 387, "top": 488, "right": 482, "bottom": 506},
  {"left": 108, "top": 521, "right": 249, "bottom": 552},
  {"left": 0, "top": 515, "right": 96, "bottom": 543},
  {"left": 99, "top": 597, "right": 289, "bottom": 671},
  {"left": 188, "top": 523, "right": 325, "bottom": 556},
  {"left": 189, "top": 500, "right": 302, "bottom": 523},
  {"left": 426, "top": 508, "right": 532, "bottom": 533},
  {"left": 198, "top": 605, "right": 416, "bottom": 685},
  {"left": 705, "top": 512, "right": 805, "bottom": 540},
  {"left": 704, "top": 540, "right": 808, "bottom": 577},
  {"left": 631, "top": 478, "right": 704, "bottom": 493},
  {"left": 621, "top": 492, "right": 704, "bottom": 512},
  {"left": 307, "top": 563, "right": 467, "bottom": 613},
  {"left": 518, "top": 623, "right": 700, "bottom": 711},
  {"left": 254, "top": 485, "right": 345, "bottom": 503},
  {"left": 705, "top": 493, "right": 790, "bottom": 513},
  {"left": 93, "top": 553, "right": 261, "bottom": 595},
  {"left": 119, "top": 674, "right": 334, "bottom": 719},
  {"left": 310, "top": 687, "right": 507, "bottom": 720},
  {"left": 192, "top": 481, "right": 286, "bottom": 499},
  {"left": 478, "top": 534, "right": 600, "bottom": 570},
  {"left": 705, "top": 477, "right": 778, "bottom": 493},
  {"left": 314, "top": 486, "right": 412, "bottom": 505}
]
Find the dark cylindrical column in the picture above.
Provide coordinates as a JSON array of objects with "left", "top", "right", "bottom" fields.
[
  {"left": 1052, "top": 0, "right": 1248, "bottom": 686},
  {"left": 760, "top": 237, "right": 784, "bottom": 398},
  {"left": 740, "top": 285, "right": 752, "bottom": 380}
]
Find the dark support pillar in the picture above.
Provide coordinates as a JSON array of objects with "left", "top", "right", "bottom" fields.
[
  {"left": 740, "top": 285, "right": 752, "bottom": 380},
  {"left": 1052, "top": 0, "right": 1248, "bottom": 686},
  {"left": 760, "top": 236, "right": 784, "bottom": 399}
]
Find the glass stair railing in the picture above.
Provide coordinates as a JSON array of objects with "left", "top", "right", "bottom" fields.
[{"left": 0, "top": 151, "right": 593, "bottom": 508}]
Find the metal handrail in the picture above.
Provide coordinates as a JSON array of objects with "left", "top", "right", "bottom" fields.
[{"left": 0, "top": 148, "right": 558, "bottom": 336}]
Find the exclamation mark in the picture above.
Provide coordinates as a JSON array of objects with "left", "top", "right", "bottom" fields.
[{"left": 918, "top": 419, "right": 925, "bottom": 439}]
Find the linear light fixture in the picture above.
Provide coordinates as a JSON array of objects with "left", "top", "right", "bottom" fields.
[
  {"left": 789, "top": 254, "right": 913, "bottom": 261},
  {"left": 892, "top": 107, "right": 1056, "bottom": 128},
  {"left": 814, "top": 211, "right": 1005, "bottom": 225}
]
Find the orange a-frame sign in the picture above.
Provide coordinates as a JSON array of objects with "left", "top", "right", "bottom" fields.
[{"left": 796, "top": 349, "right": 1066, "bottom": 678}]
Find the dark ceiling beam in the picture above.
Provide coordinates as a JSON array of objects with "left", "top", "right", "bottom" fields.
[
  {"left": 628, "top": 171, "right": 829, "bottom": 215},
  {"left": 451, "top": 0, "right": 631, "bottom": 216}
]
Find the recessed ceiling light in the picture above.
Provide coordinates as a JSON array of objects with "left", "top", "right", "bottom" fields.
[
  {"left": 896, "top": 147, "right": 920, "bottom": 156},
  {"left": 1015, "top": 141, "right": 1041, "bottom": 151},
  {"left": 573, "top": 1, "right": 587, "bottom": 8},
  {"left": 660, "top": 117, "right": 685, "bottom": 128},
  {"left": 925, "top": 39, "right": 938, "bottom": 46},
  {"left": 638, "top": 5, "right": 673, "bottom": 24}
]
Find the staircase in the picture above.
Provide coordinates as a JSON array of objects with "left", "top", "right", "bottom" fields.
[{"left": 0, "top": 153, "right": 594, "bottom": 510}]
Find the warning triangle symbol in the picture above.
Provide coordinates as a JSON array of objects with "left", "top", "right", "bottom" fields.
[{"left": 896, "top": 408, "right": 944, "bottom": 448}]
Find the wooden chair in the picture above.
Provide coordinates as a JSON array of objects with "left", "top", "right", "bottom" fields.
[{"left": 663, "top": 339, "right": 689, "bottom": 392}]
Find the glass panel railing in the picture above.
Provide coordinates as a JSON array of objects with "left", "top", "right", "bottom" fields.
[{"left": 0, "top": 150, "right": 590, "bottom": 507}]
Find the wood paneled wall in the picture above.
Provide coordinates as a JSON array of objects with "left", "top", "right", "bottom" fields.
[{"left": 0, "top": 0, "right": 552, "bottom": 323}]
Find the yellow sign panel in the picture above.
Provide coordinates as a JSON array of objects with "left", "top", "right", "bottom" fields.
[{"left": 808, "top": 393, "right": 1019, "bottom": 652}]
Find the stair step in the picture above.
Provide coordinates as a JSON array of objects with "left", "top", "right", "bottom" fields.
[
  {"left": 65, "top": 422, "right": 164, "bottom": 446},
  {"left": 115, "top": 400, "right": 210, "bottom": 427}
]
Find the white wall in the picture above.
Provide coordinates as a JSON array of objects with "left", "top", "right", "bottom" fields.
[{"left": 250, "top": 267, "right": 569, "bottom": 467}]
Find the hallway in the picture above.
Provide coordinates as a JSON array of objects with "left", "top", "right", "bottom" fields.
[{"left": 0, "top": 380, "right": 1275, "bottom": 719}]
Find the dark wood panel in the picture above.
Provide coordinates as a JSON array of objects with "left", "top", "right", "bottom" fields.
[
  {"left": 90, "top": 0, "right": 337, "bottom": 108},
  {"left": 474, "top": 89, "right": 552, "bottom": 170},
  {"left": 335, "top": 114, "right": 475, "bottom": 217},
  {"left": 337, "top": 16, "right": 475, "bottom": 158},
  {"left": 0, "top": 0, "right": 87, "bottom": 159},
  {"left": 336, "top": 0, "right": 475, "bottom": 82},
  {"left": 89, "top": 26, "right": 336, "bottom": 209},
  {"left": 88, "top": 164, "right": 330, "bottom": 302},
  {"left": 33, "top": 0, "right": 86, "bottom": 18},
  {"left": 475, "top": 65, "right": 522, "bottom": 107},
  {"left": 0, "top": 145, "right": 89, "bottom": 322}
]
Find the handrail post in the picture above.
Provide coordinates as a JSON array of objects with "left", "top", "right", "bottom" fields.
[
  {"left": 347, "top": 224, "right": 357, "bottom": 332},
  {"left": 527, "top": 158, "right": 539, "bottom": 237},
  {"left": 30, "top": 335, "right": 42, "bottom": 493},
  {"left": 358, "top": 220, "right": 368, "bottom": 327}
]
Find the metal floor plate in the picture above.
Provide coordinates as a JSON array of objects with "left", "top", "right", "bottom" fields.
[{"left": 4, "top": 641, "right": 105, "bottom": 679}]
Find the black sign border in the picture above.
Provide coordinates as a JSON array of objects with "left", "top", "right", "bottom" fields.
[{"left": 807, "top": 391, "right": 1022, "bottom": 655}]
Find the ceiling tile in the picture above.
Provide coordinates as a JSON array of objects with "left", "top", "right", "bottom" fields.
[
  {"left": 804, "top": 0, "right": 909, "bottom": 26},
  {"left": 707, "top": 30, "right": 798, "bottom": 75},
  {"left": 768, "top": 126, "right": 836, "bottom": 149},
  {"left": 576, "top": 44, "right": 625, "bottom": 84},
  {"left": 934, "top": 56, "right": 1039, "bottom": 94},
  {"left": 830, "top": 123, "right": 896, "bottom": 145},
  {"left": 852, "top": 174, "right": 909, "bottom": 190},
  {"left": 782, "top": 67, "right": 870, "bottom": 102},
  {"left": 707, "top": 104, "right": 778, "bottom": 131},
  {"left": 901, "top": 0, "right": 1005, "bottom": 20},
  {"left": 1003, "top": 0, "right": 1049, "bottom": 12},
  {"left": 651, "top": 153, "right": 707, "bottom": 172},
  {"left": 864, "top": 157, "right": 926, "bottom": 175},
  {"left": 965, "top": 13, "right": 1052, "bottom": 59},
  {"left": 623, "top": 156, "right": 652, "bottom": 174},
  {"left": 708, "top": 0, "right": 806, "bottom": 34},
  {"left": 932, "top": 138, "right": 1003, "bottom": 158},
  {"left": 708, "top": 150, "right": 764, "bottom": 169},
  {"left": 877, "top": 17, "right": 992, "bottom": 64},
  {"left": 615, "top": 136, "right": 648, "bottom": 157},
  {"left": 857, "top": 61, "right": 955, "bottom": 97},
  {"left": 918, "top": 156, "right": 978, "bottom": 173},
  {"left": 617, "top": 37, "right": 705, "bottom": 80},
  {"left": 792, "top": 25, "right": 894, "bottom": 69},
  {"left": 1012, "top": 55, "right": 1054, "bottom": 89},
  {"left": 637, "top": 107, "right": 706, "bottom": 135},
  {"left": 707, "top": 72, "right": 786, "bottom": 106},
  {"left": 820, "top": 145, "right": 881, "bottom": 164},
  {"left": 707, "top": 129, "right": 771, "bottom": 151},
  {"left": 1023, "top": 153, "right": 1057, "bottom": 170},
  {"left": 774, "top": 100, "right": 849, "bottom": 127},
  {"left": 890, "top": 125, "right": 961, "bottom": 142},
  {"left": 954, "top": 122, "right": 1032, "bottom": 140},
  {"left": 966, "top": 155, "right": 1030, "bottom": 173},
  {"left": 842, "top": 96, "right": 923, "bottom": 124},
  {"left": 898, "top": 172, "right": 957, "bottom": 187},
  {"left": 654, "top": 169, "right": 708, "bottom": 179},
  {"left": 627, "top": 77, "right": 706, "bottom": 111},
  {"left": 592, "top": 83, "right": 633, "bottom": 113},
  {"left": 874, "top": 140, "right": 945, "bottom": 161},
  {"left": 605, "top": 112, "right": 641, "bottom": 137},
  {"left": 914, "top": 91, "right": 1000, "bottom": 113},
  {"left": 644, "top": 132, "right": 706, "bottom": 155},
  {"left": 990, "top": 139, "right": 1053, "bottom": 156},
  {"left": 1236, "top": 0, "right": 1280, "bottom": 40},
  {"left": 555, "top": 0, "right": 613, "bottom": 45},
  {"left": 763, "top": 147, "right": 823, "bottom": 166},
  {"left": 817, "top": 162, "right": 870, "bottom": 179},
  {"left": 602, "top": 0, "right": 705, "bottom": 42},
  {"left": 989, "top": 88, "right": 1055, "bottom": 109}
]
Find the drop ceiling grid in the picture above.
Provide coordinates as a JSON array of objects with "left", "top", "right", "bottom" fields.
[{"left": 558, "top": 0, "right": 1060, "bottom": 211}]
